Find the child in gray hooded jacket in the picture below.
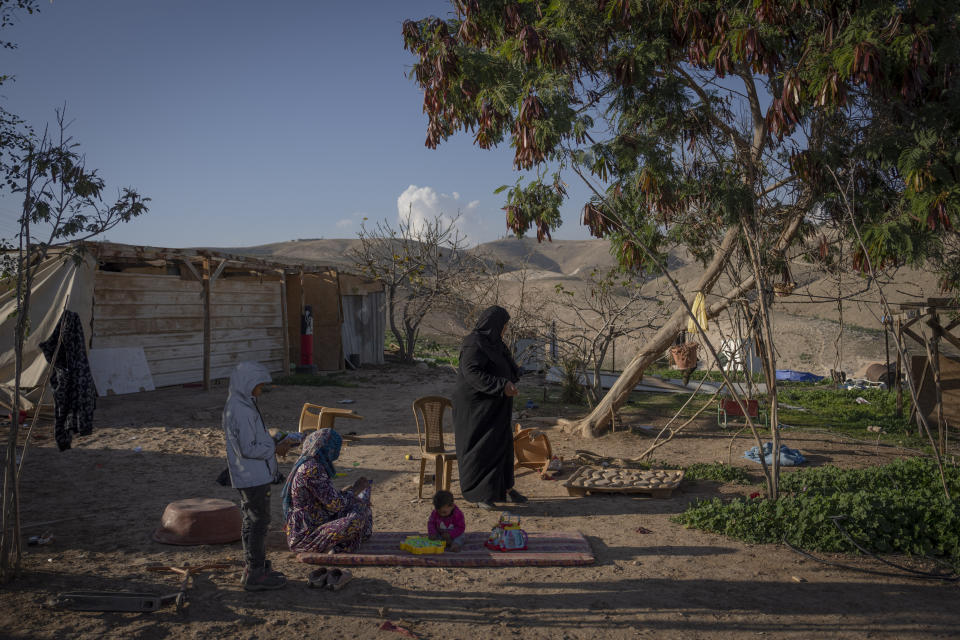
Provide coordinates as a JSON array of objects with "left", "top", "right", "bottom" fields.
[{"left": 223, "top": 361, "right": 290, "bottom": 591}]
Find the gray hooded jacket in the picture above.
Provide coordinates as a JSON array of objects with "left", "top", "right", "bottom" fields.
[{"left": 223, "top": 362, "right": 277, "bottom": 489}]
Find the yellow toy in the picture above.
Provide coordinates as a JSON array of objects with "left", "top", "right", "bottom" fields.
[{"left": 400, "top": 535, "right": 446, "bottom": 555}]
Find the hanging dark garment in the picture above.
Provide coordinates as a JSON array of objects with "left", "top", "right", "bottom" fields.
[
  {"left": 39, "top": 310, "right": 96, "bottom": 451},
  {"left": 452, "top": 306, "right": 520, "bottom": 503}
]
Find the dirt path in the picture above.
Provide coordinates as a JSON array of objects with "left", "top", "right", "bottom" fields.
[{"left": 1, "top": 365, "right": 957, "bottom": 639}]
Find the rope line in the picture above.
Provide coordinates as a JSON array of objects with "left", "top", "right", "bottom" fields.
[{"left": 780, "top": 516, "right": 959, "bottom": 582}]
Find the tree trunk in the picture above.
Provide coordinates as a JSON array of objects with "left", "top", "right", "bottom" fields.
[
  {"left": 573, "top": 226, "right": 741, "bottom": 437},
  {"left": 2, "top": 202, "right": 31, "bottom": 582},
  {"left": 1, "top": 270, "right": 24, "bottom": 581},
  {"left": 404, "top": 323, "right": 419, "bottom": 364},
  {"left": 386, "top": 285, "right": 407, "bottom": 362},
  {"left": 744, "top": 226, "right": 780, "bottom": 499},
  {"left": 571, "top": 209, "right": 805, "bottom": 439}
]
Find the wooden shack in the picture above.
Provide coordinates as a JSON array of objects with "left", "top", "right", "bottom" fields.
[
  {"left": 2, "top": 242, "right": 386, "bottom": 401},
  {"left": 90, "top": 242, "right": 292, "bottom": 389}
]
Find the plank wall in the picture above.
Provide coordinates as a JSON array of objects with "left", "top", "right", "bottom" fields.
[{"left": 92, "top": 271, "right": 284, "bottom": 387}]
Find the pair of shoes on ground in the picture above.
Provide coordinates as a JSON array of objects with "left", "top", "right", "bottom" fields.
[
  {"left": 307, "top": 567, "right": 353, "bottom": 591},
  {"left": 242, "top": 562, "right": 287, "bottom": 591}
]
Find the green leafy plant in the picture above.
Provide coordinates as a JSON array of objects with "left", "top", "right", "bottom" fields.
[
  {"left": 643, "top": 364, "right": 765, "bottom": 385},
  {"left": 675, "top": 458, "right": 960, "bottom": 567},
  {"left": 558, "top": 357, "right": 586, "bottom": 405},
  {"left": 384, "top": 330, "right": 460, "bottom": 366},
  {"left": 777, "top": 386, "right": 914, "bottom": 436},
  {"left": 684, "top": 462, "right": 752, "bottom": 485}
]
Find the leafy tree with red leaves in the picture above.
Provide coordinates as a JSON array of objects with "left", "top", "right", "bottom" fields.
[{"left": 403, "top": 1, "right": 960, "bottom": 448}]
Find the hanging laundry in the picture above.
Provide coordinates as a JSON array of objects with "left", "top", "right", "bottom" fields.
[
  {"left": 39, "top": 310, "right": 96, "bottom": 451},
  {"left": 687, "top": 291, "right": 708, "bottom": 334}
]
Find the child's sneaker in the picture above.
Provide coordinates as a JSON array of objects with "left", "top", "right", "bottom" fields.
[{"left": 242, "top": 567, "right": 287, "bottom": 591}]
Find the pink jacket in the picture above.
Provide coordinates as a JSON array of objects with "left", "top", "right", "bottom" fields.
[{"left": 427, "top": 505, "right": 465, "bottom": 539}]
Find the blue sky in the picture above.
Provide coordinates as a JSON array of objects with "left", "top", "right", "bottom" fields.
[{"left": 0, "top": 1, "right": 592, "bottom": 248}]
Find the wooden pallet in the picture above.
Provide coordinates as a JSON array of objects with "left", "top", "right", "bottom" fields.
[{"left": 563, "top": 466, "right": 684, "bottom": 498}]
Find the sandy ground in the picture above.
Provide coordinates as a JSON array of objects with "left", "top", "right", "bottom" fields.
[{"left": 1, "top": 365, "right": 958, "bottom": 639}]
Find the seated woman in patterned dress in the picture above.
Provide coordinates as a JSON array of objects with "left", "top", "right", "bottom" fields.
[{"left": 281, "top": 428, "right": 373, "bottom": 553}]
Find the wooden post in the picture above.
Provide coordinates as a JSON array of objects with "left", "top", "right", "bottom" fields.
[
  {"left": 299, "top": 266, "right": 305, "bottom": 315},
  {"left": 895, "top": 317, "right": 903, "bottom": 418},
  {"left": 299, "top": 266, "right": 306, "bottom": 367},
  {"left": 929, "top": 312, "right": 946, "bottom": 454},
  {"left": 202, "top": 258, "right": 211, "bottom": 391},
  {"left": 279, "top": 269, "right": 290, "bottom": 375},
  {"left": 883, "top": 316, "right": 891, "bottom": 394}
]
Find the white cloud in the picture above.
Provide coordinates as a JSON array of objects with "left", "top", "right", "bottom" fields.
[
  {"left": 335, "top": 218, "right": 354, "bottom": 229},
  {"left": 396, "top": 185, "right": 507, "bottom": 246},
  {"left": 396, "top": 185, "right": 469, "bottom": 242}
]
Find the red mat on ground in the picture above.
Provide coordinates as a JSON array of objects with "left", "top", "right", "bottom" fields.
[{"left": 296, "top": 531, "right": 594, "bottom": 567}]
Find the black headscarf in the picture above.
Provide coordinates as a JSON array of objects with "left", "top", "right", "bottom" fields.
[
  {"left": 472, "top": 305, "right": 510, "bottom": 342},
  {"left": 464, "top": 305, "right": 518, "bottom": 380}
]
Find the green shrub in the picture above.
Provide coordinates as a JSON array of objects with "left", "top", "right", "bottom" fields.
[
  {"left": 675, "top": 458, "right": 960, "bottom": 567},
  {"left": 777, "top": 386, "right": 913, "bottom": 435},
  {"left": 558, "top": 358, "right": 586, "bottom": 405},
  {"left": 685, "top": 462, "right": 752, "bottom": 485}
]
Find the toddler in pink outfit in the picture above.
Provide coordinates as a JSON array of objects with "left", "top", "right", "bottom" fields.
[{"left": 427, "top": 490, "right": 465, "bottom": 552}]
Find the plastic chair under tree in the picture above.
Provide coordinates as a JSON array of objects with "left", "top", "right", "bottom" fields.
[
  {"left": 717, "top": 398, "right": 765, "bottom": 430},
  {"left": 298, "top": 403, "right": 363, "bottom": 436},
  {"left": 412, "top": 396, "right": 457, "bottom": 499}
]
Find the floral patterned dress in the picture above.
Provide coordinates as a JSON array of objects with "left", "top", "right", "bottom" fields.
[{"left": 284, "top": 459, "right": 372, "bottom": 553}]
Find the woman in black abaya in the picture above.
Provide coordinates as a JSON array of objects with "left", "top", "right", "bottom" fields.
[{"left": 452, "top": 305, "right": 527, "bottom": 510}]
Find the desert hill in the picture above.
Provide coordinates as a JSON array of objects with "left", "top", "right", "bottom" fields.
[
  {"left": 206, "top": 236, "right": 947, "bottom": 376},
  {"left": 208, "top": 238, "right": 365, "bottom": 269},
  {"left": 211, "top": 236, "right": 620, "bottom": 275},
  {"left": 475, "top": 237, "right": 620, "bottom": 276}
]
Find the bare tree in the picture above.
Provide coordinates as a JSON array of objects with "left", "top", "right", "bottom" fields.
[
  {"left": 1, "top": 109, "right": 149, "bottom": 581},
  {"left": 350, "top": 211, "right": 483, "bottom": 363},
  {"left": 551, "top": 268, "right": 668, "bottom": 407},
  {"left": 464, "top": 251, "right": 549, "bottom": 344}
]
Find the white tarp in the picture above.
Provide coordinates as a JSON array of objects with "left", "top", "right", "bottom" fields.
[
  {"left": 0, "top": 253, "right": 95, "bottom": 397},
  {"left": 88, "top": 347, "right": 155, "bottom": 396}
]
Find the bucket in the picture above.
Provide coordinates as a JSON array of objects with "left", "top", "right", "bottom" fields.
[{"left": 670, "top": 343, "right": 699, "bottom": 370}]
